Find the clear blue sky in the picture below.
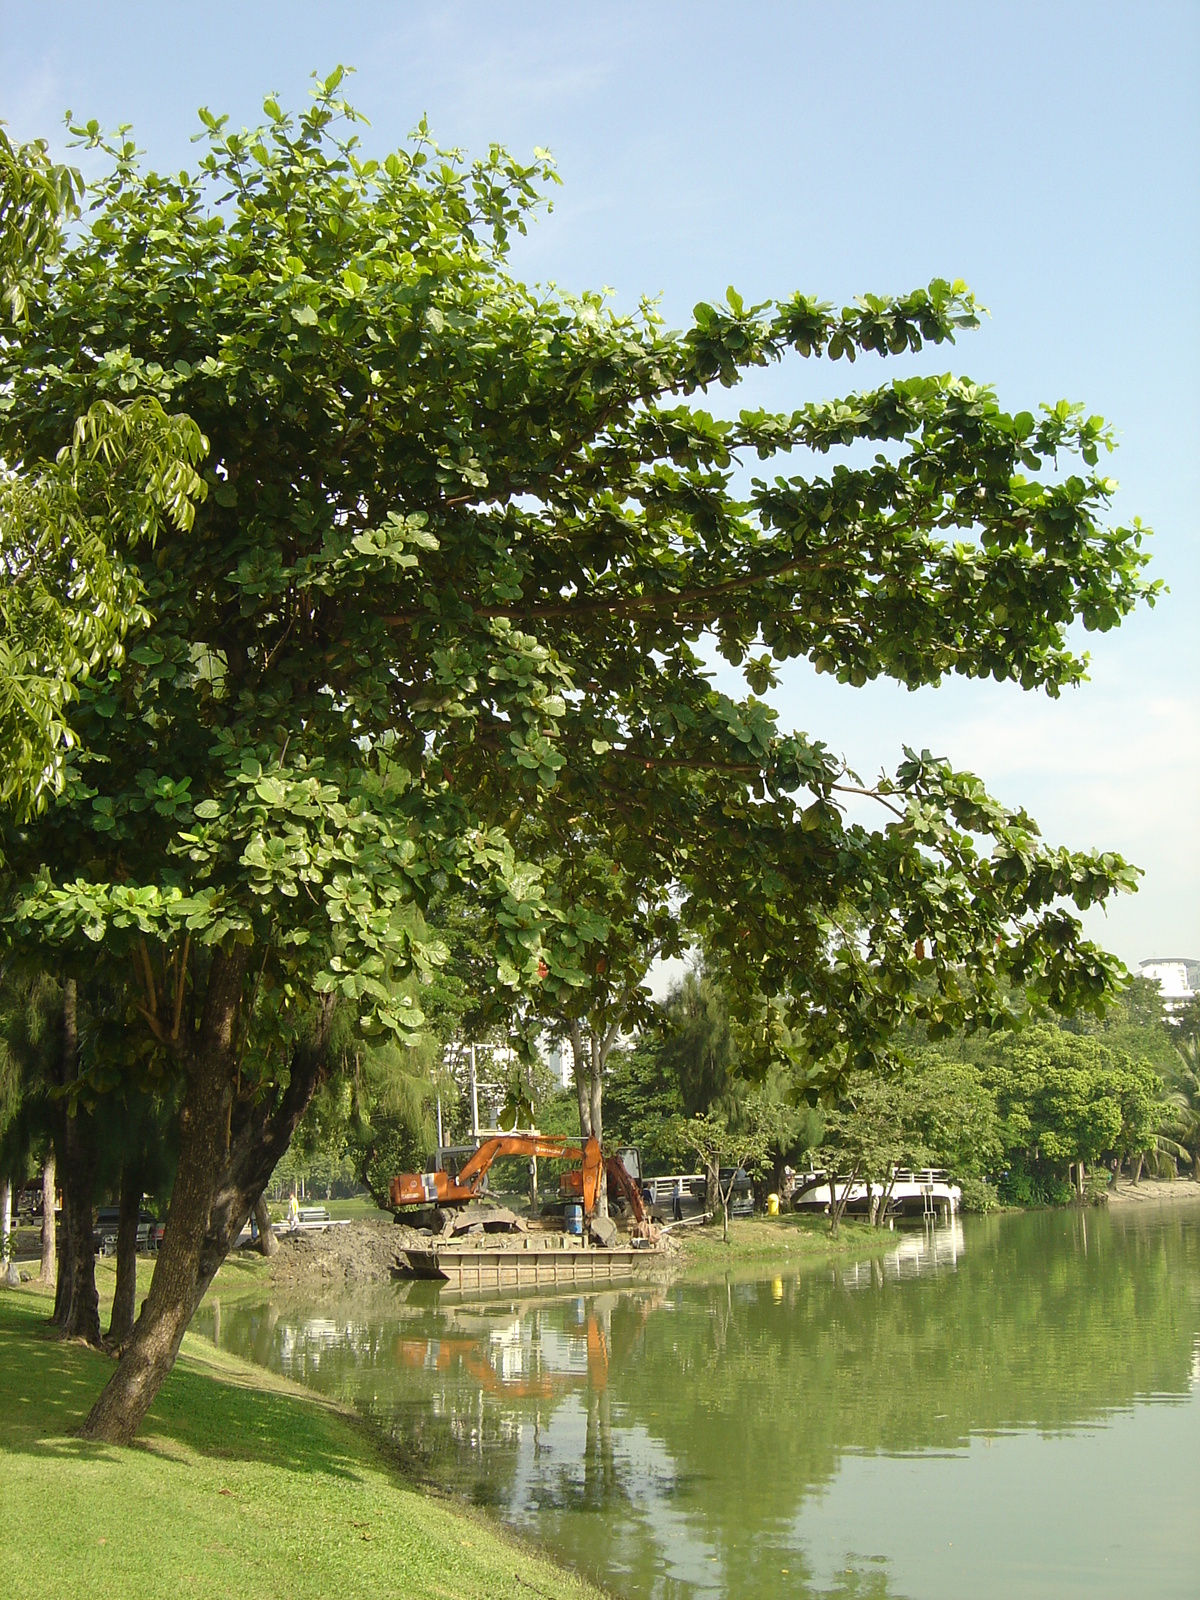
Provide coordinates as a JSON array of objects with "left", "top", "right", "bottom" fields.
[{"left": 2, "top": 1, "right": 1196, "bottom": 970}]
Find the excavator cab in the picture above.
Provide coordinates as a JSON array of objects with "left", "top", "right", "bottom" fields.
[
  {"left": 614, "top": 1147, "right": 642, "bottom": 1185},
  {"left": 427, "top": 1146, "right": 487, "bottom": 1188}
]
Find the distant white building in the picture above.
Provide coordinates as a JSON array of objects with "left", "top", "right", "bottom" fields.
[{"left": 1140, "top": 958, "right": 1197, "bottom": 1016}]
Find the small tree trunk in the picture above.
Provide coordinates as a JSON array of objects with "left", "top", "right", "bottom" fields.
[
  {"left": 829, "top": 1168, "right": 858, "bottom": 1239},
  {"left": 1, "top": 1177, "right": 14, "bottom": 1282},
  {"left": 58, "top": 981, "right": 101, "bottom": 1345},
  {"left": 253, "top": 1194, "right": 277, "bottom": 1257},
  {"left": 589, "top": 1040, "right": 608, "bottom": 1220},
  {"left": 108, "top": 1162, "right": 143, "bottom": 1346},
  {"left": 706, "top": 1156, "right": 720, "bottom": 1218},
  {"left": 39, "top": 1156, "right": 56, "bottom": 1285}
]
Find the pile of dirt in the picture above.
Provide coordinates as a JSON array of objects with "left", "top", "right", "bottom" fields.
[{"left": 263, "top": 1219, "right": 428, "bottom": 1291}]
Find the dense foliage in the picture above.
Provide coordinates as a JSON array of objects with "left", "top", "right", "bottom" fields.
[{"left": 0, "top": 74, "right": 1159, "bottom": 1439}]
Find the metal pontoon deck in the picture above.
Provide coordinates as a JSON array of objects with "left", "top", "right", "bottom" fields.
[{"left": 401, "top": 1240, "right": 663, "bottom": 1290}]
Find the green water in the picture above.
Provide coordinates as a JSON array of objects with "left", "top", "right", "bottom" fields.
[{"left": 198, "top": 1205, "right": 1200, "bottom": 1598}]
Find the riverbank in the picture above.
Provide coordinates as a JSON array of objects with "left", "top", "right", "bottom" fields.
[
  {"left": 1107, "top": 1174, "right": 1200, "bottom": 1207},
  {"left": 672, "top": 1210, "right": 896, "bottom": 1270},
  {"left": 0, "top": 1282, "right": 609, "bottom": 1600},
  {"left": 243, "top": 1210, "right": 893, "bottom": 1293}
]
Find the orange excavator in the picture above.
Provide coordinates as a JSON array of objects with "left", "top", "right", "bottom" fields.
[
  {"left": 390, "top": 1134, "right": 605, "bottom": 1216},
  {"left": 389, "top": 1134, "right": 658, "bottom": 1238}
]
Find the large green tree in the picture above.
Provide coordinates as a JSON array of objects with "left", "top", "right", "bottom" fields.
[
  {"left": 0, "top": 76, "right": 1152, "bottom": 1441},
  {"left": 980, "top": 1027, "right": 1160, "bottom": 1200}
]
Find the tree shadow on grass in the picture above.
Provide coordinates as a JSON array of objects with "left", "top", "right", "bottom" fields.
[{"left": 1, "top": 1290, "right": 367, "bottom": 1481}]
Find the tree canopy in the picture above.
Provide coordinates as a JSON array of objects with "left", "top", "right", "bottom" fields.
[
  {"left": 0, "top": 132, "right": 208, "bottom": 817},
  {"left": 0, "top": 74, "right": 1157, "bottom": 1440}
]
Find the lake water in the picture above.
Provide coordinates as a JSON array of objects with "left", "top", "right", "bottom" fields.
[{"left": 197, "top": 1204, "right": 1200, "bottom": 1599}]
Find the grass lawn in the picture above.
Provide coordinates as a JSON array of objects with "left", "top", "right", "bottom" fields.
[
  {"left": 675, "top": 1210, "right": 898, "bottom": 1270},
  {"left": 0, "top": 1283, "right": 608, "bottom": 1600},
  {"left": 256, "top": 1194, "right": 386, "bottom": 1223},
  {"left": 321, "top": 1195, "right": 389, "bottom": 1221}
]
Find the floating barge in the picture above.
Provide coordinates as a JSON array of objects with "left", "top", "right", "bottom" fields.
[{"left": 401, "top": 1238, "right": 663, "bottom": 1291}]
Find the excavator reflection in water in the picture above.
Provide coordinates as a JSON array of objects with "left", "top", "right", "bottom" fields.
[{"left": 394, "top": 1287, "right": 665, "bottom": 1407}]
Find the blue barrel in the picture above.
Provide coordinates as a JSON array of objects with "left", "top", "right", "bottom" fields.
[{"left": 564, "top": 1203, "right": 583, "bottom": 1236}]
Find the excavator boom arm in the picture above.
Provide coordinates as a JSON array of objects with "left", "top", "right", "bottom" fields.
[
  {"left": 604, "top": 1156, "right": 648, "bottom": 1223},
  {"left": 390, "top": 1134, "right": 603, "bottom": 1214},
  {"left": 455, "top": 1135, "right": 586, "bottom": 1189}
]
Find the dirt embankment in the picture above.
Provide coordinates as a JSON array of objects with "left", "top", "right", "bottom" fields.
[{"left": 259, "top": 1218, "right": 427, "bottom": 1291}]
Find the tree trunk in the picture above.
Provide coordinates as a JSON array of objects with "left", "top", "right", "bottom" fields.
[
  {"left": 569, "top": 1021, "right": 609, "bottom": 1215},
  {"left": 569, "top": 1021, "right": 592, "bottom": 1136},
  {"left": 1, "top": 1177, "right": 13, "bottom": 1280},
  {"left": 590, "top": 1036, "right": 608, "bottom": 1220},
  {"left": 253, "top": 1194, "right": 277, "bottom": 1257},
  {"left": 79, "top": 948, "right": 247, "bottom": 1441},
  {"left": 59, "top": 1148, "right": 99, "bottom": 1342},
  {"left": 829, "top": 1167, "right": 858, "bottom": 1239},
  {"left": 705, "top": 1156, "right": 720, "bottom": 1218},
  {"left": 52, "top": 1196, "right": 72, "bottom": 1322},
  {"left": 588, "top": 1036, "right": 604, "bottom": 1145},
  {"left": 57, "top": 980, "right": 101, "bottom": 1345},
  {"left": 39, "top": 1155, "right": 56, "bottom": 1285},
  {"left": 108, "top": 1161, "right": 143, "bottom": 1346},
  {"left": 569, "top": 1017, "right": 624, "bottom": 1220},
  {"left": 79, "top": 968, "right": 333, "bottom": 1444},
  {"left": 875, "top": 1172, "right": 899, "bottom": 1227}
]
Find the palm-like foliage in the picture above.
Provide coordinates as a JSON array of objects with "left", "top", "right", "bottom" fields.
[{"left": 1160, "top": 1035, "right": 1200, "bottom": 1177}]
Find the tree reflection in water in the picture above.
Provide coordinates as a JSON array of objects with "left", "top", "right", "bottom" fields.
[{"left": 199, "top": 1205, "right": 1200, "bottom": 1600}]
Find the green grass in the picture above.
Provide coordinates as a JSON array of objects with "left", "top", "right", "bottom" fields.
[
  {"left": 675, "top": 1210, "right": 897, "bottom": 1270},
  {"left": 1, "top": 1283, "right": 609, "bottom": 1600},
  {"left": 262, "top": 1195, "right": 388, "bottom": 1221},
  {"left": 322, "top": 1195, "right": 390, "bottom": 1221},
  {"left": 256, "top": 1194, "right": 386, "bottom": 1222}
]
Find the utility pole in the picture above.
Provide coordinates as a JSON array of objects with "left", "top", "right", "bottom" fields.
[{"left": 436, "top": 1092, "right": 444, "bottom": 1151}]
